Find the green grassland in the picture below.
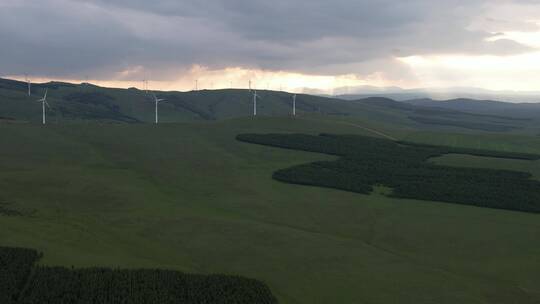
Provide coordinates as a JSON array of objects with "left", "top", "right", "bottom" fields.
[
  {"left": 431, "top": 154, "right": 540, "bottom": 181},
  {"left": 1, "top": 117, "right": 540, "bottom": 303}
]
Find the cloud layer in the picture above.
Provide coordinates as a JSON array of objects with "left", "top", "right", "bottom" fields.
[{"left": 0, "top": 0, "right": 539, "bottom": 89}]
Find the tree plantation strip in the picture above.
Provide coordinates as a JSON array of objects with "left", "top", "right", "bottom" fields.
[
  {"left": 0, "top": 247, "right": 41, "bottom": 304},
  {"left": 0, "top": 247, "right": 277, "bottom": 304},
  {"left": 237, "top": 133, "right": 540, "bottom": 213}
]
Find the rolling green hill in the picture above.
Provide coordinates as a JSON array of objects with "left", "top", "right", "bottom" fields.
[
  {"left": 2, "top": 77, "right": 540, "bottom": 135},
  {"left": 0, "top": 77, "right": 360, "bottom": 123},
  {"left": 403, "top": 98, "right": 540, "bottom": 118}
]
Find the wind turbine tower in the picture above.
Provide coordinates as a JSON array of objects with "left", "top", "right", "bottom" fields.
[
  {"left": 293, "top": 94, "right": 296, "bottom": 117},
  {"left": 152, "top": 92, "right": 166, "bottom": 124},
  {"left": 142, "top": 79, "right": 149, "bottom": 94},
  {"left": 25, "top": 75, "right": 31, "bottom": 96},
  {"left": 37, "top": 89, "right": 50, "bottom": 125},
  {"left": 253, "top": 90, "right": 260, "bottom": 116}
]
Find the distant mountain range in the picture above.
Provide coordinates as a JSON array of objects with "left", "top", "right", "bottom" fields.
[{"left": 330, "top": 85, "right": 540, "bottom": 103}]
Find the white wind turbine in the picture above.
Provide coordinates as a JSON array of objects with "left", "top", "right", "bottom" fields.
[
  {"left": 37, "top": 89, "right": 50, "bottom": 125},
  {"left": 25, "top": 75, "right": 31, "bottom": 96},
  {"left": 152, "top": 92, "right": 166, "bottom": 124},
  {"left": 142, "top": 79, "right": 149, "bottom": 94},
  {"left": 253, "top": 90, "right": 261, "bottom": 116}
]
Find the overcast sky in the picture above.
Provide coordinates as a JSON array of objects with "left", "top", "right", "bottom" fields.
[{"left": 1, "top": 0, "right": 540, "bottom": 92}]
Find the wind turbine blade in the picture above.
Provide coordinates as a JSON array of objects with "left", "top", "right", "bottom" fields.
[
  {"left": 44, "top": 89, "right": 48, "bottom": 100},
  {"left": 45, "top": 101, "right": 51, "bottom": 109}
]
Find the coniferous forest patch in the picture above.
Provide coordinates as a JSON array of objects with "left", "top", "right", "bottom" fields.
[
  {"left": 237, "top": 133, "right": 540, "bottom": 213},
  {"left": 0, "top": 247, "right": 277, "bottom": 304}
]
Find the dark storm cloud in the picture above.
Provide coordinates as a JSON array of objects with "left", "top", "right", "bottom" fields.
[{"left": 0, "top": 0, "right": 535, "bottom": 79}]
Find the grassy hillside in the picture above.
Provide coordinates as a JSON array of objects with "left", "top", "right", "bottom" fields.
[
  {"left": 354, "top": 97, "right": 540, "bottom": 134},
  {"left": 3, "top": 77, "right": 540, "bottom": 135},
  {"left": 403, "top": 98, "right": 540, "bottom": 118},
  {"left": 0, "top": 78, "right": 367, "bottom": 123},
  {"left": 1, "top": 117, "right": 539, "bottom": 303}
]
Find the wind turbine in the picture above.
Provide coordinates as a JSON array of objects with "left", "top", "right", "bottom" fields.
[
  {"left": 37, "top": 89, "right": 50, "bottom": 125},
  {"left": 253, "top": 90, "right": 261, "bottom": 116},
  {"left": 292, "top": 94, "right": 296, "bottom": 117},
  {"left": 142, "top": 79, "right": 149, "bottom": 94},
  {"left": 25, "top": 75, "right": 31, "bottom": 96},
  {"left": 152, "top": 92, "right": 166, "bottom": 124}
]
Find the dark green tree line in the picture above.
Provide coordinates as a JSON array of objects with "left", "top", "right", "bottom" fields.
[
  {"left": 0, "top": 247, "right": 277, "bottom": 304},
  {"left": 237, "top": 133, "right": 540, "bottom": 213}
]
